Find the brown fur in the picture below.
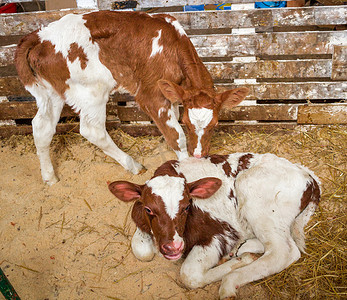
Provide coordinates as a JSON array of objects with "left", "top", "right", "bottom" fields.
[
  {"left": 184, "top": 205, "right": 239, "bottom": 257},
  {"left": 67, "top": 42, "right": 88, "bottom": 70},
  {"left": 300, "top": 176, "right": 320, "bottom": 211}
]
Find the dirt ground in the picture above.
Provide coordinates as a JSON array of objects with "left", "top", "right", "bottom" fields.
[{"left": 0, "top": 127, "right": 345, "bottom": 300}]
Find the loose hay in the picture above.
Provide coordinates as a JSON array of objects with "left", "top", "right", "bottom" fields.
[{"left": 0, "top": 125, "right": 346, "bottom": 299}]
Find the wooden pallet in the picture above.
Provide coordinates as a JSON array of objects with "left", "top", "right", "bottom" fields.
[{"left": 0, "top": 4, "right": 346, "bottom": 138}]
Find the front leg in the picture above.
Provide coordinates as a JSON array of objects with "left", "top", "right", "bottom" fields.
[
  {"left": 180, "top": 239, "right": 257, "bottom": 289},
  {"left": 131, "top": 227, "right": 156, "bottom": 262},
  {"left": 141, "top": 100, "right": 188, "bottom": 160}
]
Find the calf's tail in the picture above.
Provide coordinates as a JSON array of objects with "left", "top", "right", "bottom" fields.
[
  {"left": 291, "top": 174, "right": 320, "bottom": 253},
  {"left": 15, "top": 30, "right": 40, "bottom": 87}
]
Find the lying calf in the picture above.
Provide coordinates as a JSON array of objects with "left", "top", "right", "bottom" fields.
[{"left": 108, "top": 153, "right": 320, "bottom": 299}]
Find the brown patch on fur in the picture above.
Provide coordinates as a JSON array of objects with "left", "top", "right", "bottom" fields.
[
  {"left": 209, "top": 154, "right": 229, "bottom": 165},
  {"left": 153, "top": 160, "right": 181, "bottom": 178},
  {"left": 184, "top": 205, "right": 239, "bottom": 258},
  {"left": 68, "top": 42, "right": 88, "bottom": 69},
  {"left": 209, "top": 154, "right": 232, "bottom": 177},
  {"left": 300, "top": 176, "right": 320, "bottom": 211},
  {"left": 132, "top": 200, "right": 152, "bottom": 235},
  {"left": 15, "top": 30, "right": 70, "bottom": 98},
  {"left": 232, "top": 153, "right": 254, "bottom": 177}
]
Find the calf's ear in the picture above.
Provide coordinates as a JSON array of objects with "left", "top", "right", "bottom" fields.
[
  {"left": 217, "top": 87, "right": 249, "bottom": 110},
  {"left": 108, "top": 181, "right": 143, "bottom": 202},
  {"left": 188, "top": 177, "right": 222, "bottom": 199},
  {"left": 157, "top": 79, "right": 185, "bottom": 103}
]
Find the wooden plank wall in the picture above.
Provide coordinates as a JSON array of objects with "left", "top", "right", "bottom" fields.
[{"left": 0, "top": 4, "right": 346, "bottom": 137}]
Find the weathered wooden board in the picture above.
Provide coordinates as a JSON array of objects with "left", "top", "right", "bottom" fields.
[
  {"left": 205, "top": 59, "right": 332, "bottom": 80},
  {"left": 332, "top": 46, "right": 347, "bottom": 81},
  {"left": 172, "top": 6, "right": 347, "bottom": 31},
  {"left": 192, "top": 31, "right": 347, "bottom": 58},
  {"left": 297, "top": 104, "right": 347, "bottom": 124},
  {"left": 1, "top": 76, "right": 346, "bottom": 100},
  {"left": 0, "top": 45, "right": 16, "bottom": 67},
  {"left": 0, "top": 121, "right": 300, "bottom": 138},
  {"left": 0, "top": 56, "right": 333, "bottom": 80},
  {"left": 0, "top": 76, "right": 28, "bottom": 96},
  {"left": 0, "top": 9, "right": 90, "bottom": 36},
  {"left": 0, "top": 100, "right": 118, "bottom": 120},
  {"left": 1, "top": 6, "right": 346, "bottom": 36},
  {"left": 116, "top": 104, "right": 298, "bottom": 122},
  {"left": 216, "top": 82, "right": 347, "bottom": 100}
]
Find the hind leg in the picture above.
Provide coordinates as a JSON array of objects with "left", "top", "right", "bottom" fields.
[
  {"left": 79, "top": 104, "right": 144, "bottom": 174},
  {"left": 219, "top": 232, "right": 301, "bottom": 299},
  {"left": 32, "top": 95, "right": 64, "bottom": 185}
]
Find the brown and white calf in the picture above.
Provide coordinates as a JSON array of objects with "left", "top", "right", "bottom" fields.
[
  {"left": 109, "top": 153, "right": 320, "bottom": 299},
  {"left": 15, "top": 11, "right": 248, "bottom": 185}
]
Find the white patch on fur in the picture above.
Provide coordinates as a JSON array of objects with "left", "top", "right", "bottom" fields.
[
  {"left": 131, "top": 227, "right": 156, "bottom": 262},
  {"left": 165, "top": 17, "right": 187, "bottom": 36},
  {"left": 166, "top": 105, "right": 188, "bottom": 158},
  {"left": 173, "top": 231, "right": 184, "bottom": 244},
  {"left": 147, "top": 175, "right": 185, "bottom": 219},
  {"left": 188, "top": 108, "right": 213, "bottom": 157},
  {"left": 150, "top": 29, "right": 163, "bottom": 58},
  {"left": 158, "top": 107, "right": 166, "bottom": 117}
]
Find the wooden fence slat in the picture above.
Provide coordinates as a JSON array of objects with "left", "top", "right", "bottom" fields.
[
  {"left": 205, "top": 59, "right": 332, "bottom": 80},
  {"left": 1, "top": 76, "right": 346, "bottom": 100},
  {"left": 1, "top": 6, "right": 346, "bottom": 36},
  {"left": 0, "top": 45, "right": 16, "bottom": 67},
  {"left": 219, "top": 104, "right": 298, "bottom": 121},
  {"left": 297, "top": 104, "right": 347, "bottom": 124},
  {"left": 192, "top": 31, "right": 347, "bottom": 58},
  {"left": 172, "top": 6, "right": 347, "bottom": 31},
  {"left": 0, "top": 76, "right": 28, "bottom": 96},
  {"left": 0, "top": 9, "right": 91, "bottom": 36},
  {"left": 2, "top": 31, "right": 345, "bottom": 62},
  {"left": 116, "top": 104, "right": 298, "bottom": 122},
  {"left": 0, "top": 46, "right": 333, "bottom": 79},
  {"left": 0, "top": 122, "right": 301, "bottom": 138},
  {"left": 332, "top": 46, "right": 347, "bottom": 81},
  {"left": 0, "top": 100, "right": 118, "bottom": 120},
  {"left": 216, "top": 82, "right": 347, "bottom": 100}
]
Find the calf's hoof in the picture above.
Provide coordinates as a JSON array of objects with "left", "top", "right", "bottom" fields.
[
  {"left": 43, "top": 174, "right": 59, "bottom": 186},
  {"left": 137, "top": 165, "right": 147, "bottom": 175}
]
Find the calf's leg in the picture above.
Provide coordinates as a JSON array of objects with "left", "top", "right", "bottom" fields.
[
  {"left": 219, "top": 234, "right": 301, "bottom": 299},
  {"left": 140, "top": 99, "right": 188, "bottom": 160},
  {"left": 79, "top": 105, "right": 144, "bottom": 174},
  {"left": 180, "top": 238, "right": 257, "bottom": 289},
  {"left": 131, "top": 227, "right": 156, "bottom": 261},
  {"left": 32, "top": 93, "right": 64, "bottom": 185}
]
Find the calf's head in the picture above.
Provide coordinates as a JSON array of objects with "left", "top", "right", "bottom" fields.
[
  {"left": 158, "top": 80, "right": 249, "bottom": 158},
  {"left": 108, "top": 171, "right": 221, "bottom": 260}
]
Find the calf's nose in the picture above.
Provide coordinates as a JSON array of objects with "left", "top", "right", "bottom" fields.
[{"left": 161, "top": 240, "right": 183, "bottom": 254}]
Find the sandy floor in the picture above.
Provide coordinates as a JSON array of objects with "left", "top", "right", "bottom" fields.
[{"left": 0, "top": 128, "right": 345, "bottom": 299}]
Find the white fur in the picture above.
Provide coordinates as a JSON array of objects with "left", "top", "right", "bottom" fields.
[
  {"left": 147, "top": 175, "right": 185, "bottom": 219},
  {"left": 150, "top": 30, "right": 163, "bottom": 58},
  {"left": 165, "top": 17, "right": 187, "bottom": 36},
  {"left": 166, "top": 105, "right": 188, "bottom": 160},
  {"left": 188, "top": 108, "right": 213, "bottom": 157},
  {"left": 131, "top": 227, "right": 156, "bottom": 262}
]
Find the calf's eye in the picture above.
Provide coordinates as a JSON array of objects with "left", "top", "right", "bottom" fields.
[
  {"left": 184, "top": 205, "right": 191, "bottom": 212},
  {"left": 144, "top": 206, "right": 154, "bottom": 215}
]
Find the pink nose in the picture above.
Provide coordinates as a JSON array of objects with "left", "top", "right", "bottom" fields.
[
  {"left": 161, "top": 240, "right": 184, "bottom": 254},
  {"left": 194, "top": 154, "right": 202, "bottom": 158}
]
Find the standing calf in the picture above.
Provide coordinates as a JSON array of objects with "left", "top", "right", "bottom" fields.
[
  {"left": 15, "top": 11, "right": 248, "bottom": 185},
  {"left": 109, "top": 153, "right": 320, "bottom": 299}
]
